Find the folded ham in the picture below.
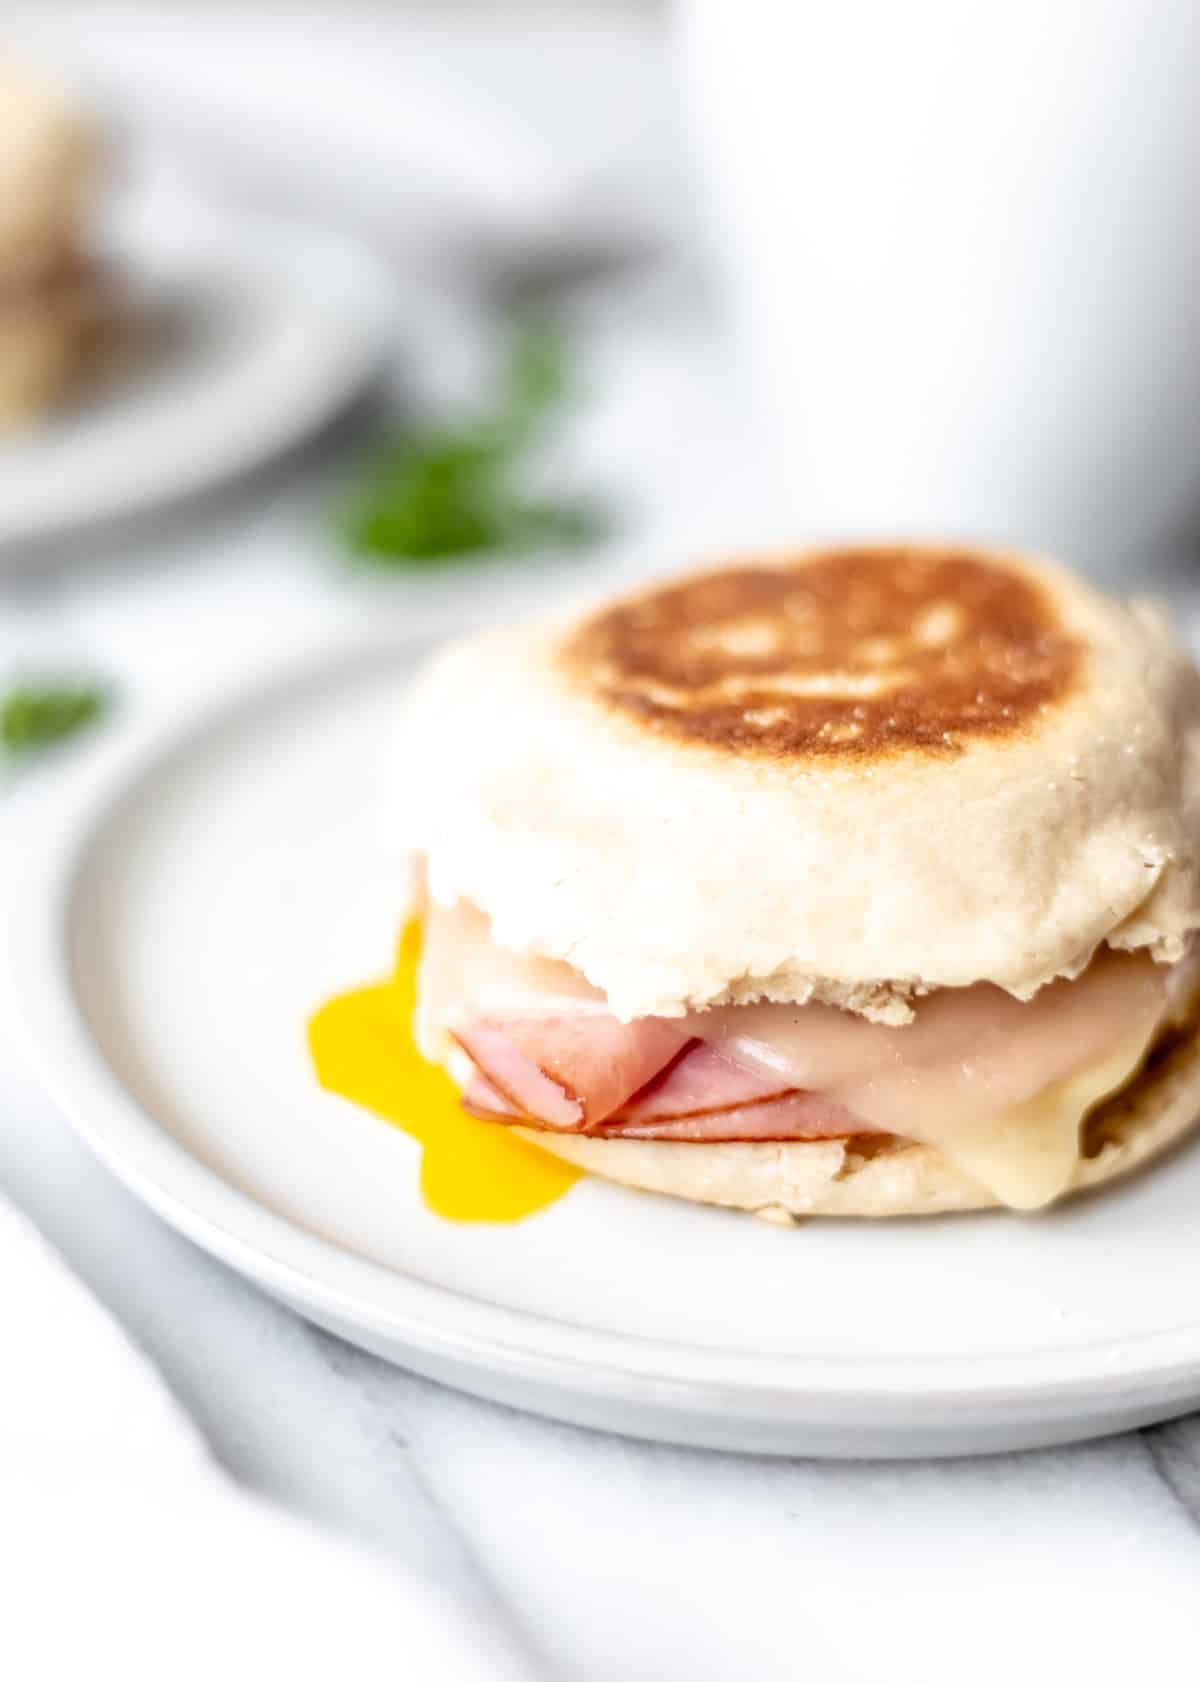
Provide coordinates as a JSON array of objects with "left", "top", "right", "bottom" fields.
[
  {"left": 612, "top": 1094, "right": 863, "bottom": 1142},
  {"left": 462, "top": 1066, "right": 863, "bottom": 1141},
  {"left": 461, "top": 1036, "right": 868, "bottom": 1143},
  {"left": 608, "top": 1042, "right": 791, "bottom": 1122},
  {"left": 453, "top": 1014, "right": 688, "bottom": 1130}
]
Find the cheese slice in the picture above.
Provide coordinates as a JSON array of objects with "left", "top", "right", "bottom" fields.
[
  {"left": 900, "top": 1029, "right": 1155, "bottom": 1209},
  {"left": 415, "top": 899, "right": 606, "bottom": 1064},
  {"left": 696, "top": 949, "right": 1170, "bottom": 1207}
]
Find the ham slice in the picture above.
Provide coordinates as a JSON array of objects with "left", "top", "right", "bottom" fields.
[
  {"left": 609, "top": 1042, "right": 794, "bottom": 1122},
  {"left": 461, "top": 1073, "right": 525, "bottom": 1121},
  {"left": 453, "top": 1013, "right": 687, "bottom": 1131},
  {"left": 605, "top": 1091, "right": 864, "bottom": 1142},
  {"left": 460, "top": 1057, "right": 868, "bottom": 1142}
]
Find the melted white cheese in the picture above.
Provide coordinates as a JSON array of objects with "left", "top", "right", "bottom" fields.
[
  {"left": 698, "top": 949, "right": 1169, "bottom": 1206},
  {"left": 901, "top": 1030, "right": 1154, "bottom": 1209}
]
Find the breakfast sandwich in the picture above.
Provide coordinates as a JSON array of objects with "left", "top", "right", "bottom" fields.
[
  {"left": 395, "top": 543, "right": 1200, "bottom": 1218},
  {"left": 0, "top": 62, "right": 109, "bottom": 425}
]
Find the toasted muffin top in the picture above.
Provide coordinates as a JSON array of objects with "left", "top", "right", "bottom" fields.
[
  {"left": 561, "top": 546, "right": 1084, "bottom": 762},
  {"left": 397, "top": 544, "right": 1200, "bottom": 1021}
]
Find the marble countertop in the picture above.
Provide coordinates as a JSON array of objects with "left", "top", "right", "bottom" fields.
[{"left": 5, "top": 10, "right": 1200, "bottom": 1679}]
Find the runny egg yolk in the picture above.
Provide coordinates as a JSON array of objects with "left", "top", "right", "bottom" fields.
[{"left": 307, "top": 921, "right": 581, "bottom": 1222}]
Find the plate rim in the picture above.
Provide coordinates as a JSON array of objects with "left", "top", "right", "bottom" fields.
[{"left": 11, "top": 634, "right": 1200, "bottom": 1429}]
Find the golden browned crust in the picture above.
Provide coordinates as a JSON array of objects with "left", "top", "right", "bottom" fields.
[{"left": 559, "top": 545, "right": 1085, "bottom": 761}]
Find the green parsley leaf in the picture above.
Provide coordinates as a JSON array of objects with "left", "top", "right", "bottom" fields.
[
  {"left": 340, "top": 324, "right": 605, "bottom": 566},
  {"left": 1, "top": 684, "right": 107, "bottom": 758}
]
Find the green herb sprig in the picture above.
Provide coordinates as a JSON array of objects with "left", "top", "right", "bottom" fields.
[
  {"left": 340, "top": 325, "right": 606, "bottom": 566},
  {"left": 1, "top": 683, "right": 108, "bottom": 759}
]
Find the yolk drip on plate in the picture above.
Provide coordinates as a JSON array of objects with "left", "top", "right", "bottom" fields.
[{"left": 307, "top": 921, "right": 580, "bottom": 1222}]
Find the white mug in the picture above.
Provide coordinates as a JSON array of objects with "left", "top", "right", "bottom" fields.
[{"left": 674, "top": 0, "right": 1200, "bottom": 573}]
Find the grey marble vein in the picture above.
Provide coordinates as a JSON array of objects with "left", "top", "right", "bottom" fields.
[{"left": 1141, "top": 1416, "right": 1200, "bottom": 1528}]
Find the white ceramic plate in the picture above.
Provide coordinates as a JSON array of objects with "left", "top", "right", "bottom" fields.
[
  {"left": 0, "top": 195, "right": 389, "bottom": 550},
  {"left": 13, "top": 637, "right": 1200, "bottom": 1458}
]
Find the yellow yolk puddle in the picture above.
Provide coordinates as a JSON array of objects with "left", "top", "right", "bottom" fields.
[{"left": 307, "top": 921, "right": 580, "bottom": 1222}]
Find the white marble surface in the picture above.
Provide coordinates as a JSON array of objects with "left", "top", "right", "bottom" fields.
[
  {"left": 0, "top": 1195, "right": 533, "bottom": 1682},
  {"left": 5, "top": 10, "right": 1200, "bottom": 1679}
]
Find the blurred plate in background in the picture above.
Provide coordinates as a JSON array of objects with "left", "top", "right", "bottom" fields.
[{"left": 0, "top": 195, "right": 390, "bottom": 554}]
